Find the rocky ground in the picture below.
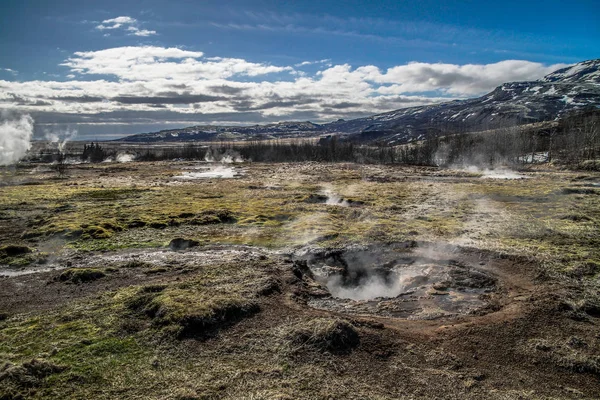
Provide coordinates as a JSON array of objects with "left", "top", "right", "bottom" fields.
[{"left": 0, "top": 161, "right": 599, "bottom": 399}]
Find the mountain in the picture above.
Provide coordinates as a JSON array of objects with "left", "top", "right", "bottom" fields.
[
  {"left": 117, "top": 121, "right": 324, "bottom": 142},
  {"left": 117, "top": 59, "right": 600, "bottom": 144},
  {"left": 327, "top": 59, "right": 600, "bottom": 144}
]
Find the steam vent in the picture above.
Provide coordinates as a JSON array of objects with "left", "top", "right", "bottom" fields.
[
  {"left": 292, "top": 242, "right": 500, "bottom": 320},
  {"left": 1, "top": 1, "right": 599, "bottom": 397}
]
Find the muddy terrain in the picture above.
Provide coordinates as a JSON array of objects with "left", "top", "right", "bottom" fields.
[{"left": 1, "top": 161, "right": 599, "bottom": 399}]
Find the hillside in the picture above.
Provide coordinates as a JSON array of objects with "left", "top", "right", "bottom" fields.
[{"left": 117, "top": 59, "right": 600, "bottom": 144}]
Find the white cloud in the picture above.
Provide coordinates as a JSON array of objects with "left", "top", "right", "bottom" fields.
[
  {"left": 127, "top": 27, "right": 157, "bottom": 36},
  {"left": 0, "top": 46, "right": 569, "bottom": 127},
  {"left": 103, "top": 16, "right": 137, "bottom": 25},
  {"left": 61, "top": 46, "right": 289, "bottom": 80},
  {"left": 295, "top": 59, "right": 331, "bottom": 67},
  {"left": 96, "top": 24, "right": 122, "bottom": 30},
  {"left": 370, "top": 60, "right": 570, "bottom": 95},
  {"left": 95, "top": 16, "right": 157, "bottom": 36}
]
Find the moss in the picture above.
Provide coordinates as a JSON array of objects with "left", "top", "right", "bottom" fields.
[
  {"left": 70, "top": 188, "right": 149, "bottom": 202},
  {"left": 145, "top": 267, "right": 168, "bottom": 274},
  {"left": 122, "top": 260, "right": 155, "bottom": 269},
  {"left": 119, "top": 268, "right": 266, "bottom": 339},
  {"left": 144, "top": 288, "right": 260, "bottom": 338},
  {"left": 82, "top": 225, "right": 114, "bottom": 240},
  {"left": 1, "top": 163, "right": 600, "bottom": 399},
  {"left": 190, "top": 209, "right": 237, "bottom": 225},
  {"left": 0, "top": 358, "right": 67, "bottom": 397},
  {"left": 281, "top": 318, "right": 360, "bottom": 354},
  {"left": 57, "top": 268, "right": 106, "bottom": 284}
]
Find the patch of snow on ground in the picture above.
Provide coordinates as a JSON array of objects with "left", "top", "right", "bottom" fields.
[
  {"left": 519, "top": 152, "right": 549, "bottom": 163},
  {"left": 529, "top": 86, "right": 542, "bottom": 94}
]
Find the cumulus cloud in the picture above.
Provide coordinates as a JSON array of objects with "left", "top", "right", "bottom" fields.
[
  {"left": 102, "top": 16, "right": 137, "bottom": 25},
  {"left": 127, "top": 27, "right": 157, "bottom": 37},
  {"left": 370, "top": 60, "right": 569, "bottom": 95},
  {"left": 60, "top": 46, "right": 290, "bottom": 81},
  {"left": 96, "top": 16, "right": 137, "bottom": 30},
  {"left": 0, "top": 45, "right": 569, "bottom": 130},
  {"left": 95, "top": 16, "right": 157, "bottom": 36}
]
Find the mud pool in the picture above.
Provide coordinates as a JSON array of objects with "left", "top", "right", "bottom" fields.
[{"left": 295, "top": 243, "right": 498, "bottom": 319}]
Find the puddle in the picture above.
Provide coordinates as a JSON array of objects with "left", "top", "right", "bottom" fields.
[
  {"left": 294, "top": 244, "right": 497, "bottom": 319},
  {"left": 175, "top": 166, "right": 240, "bottom": 179},
  {"left": 479, "top": 169, "right": 528, "bottom": 180},
  {"left": 0, "top": 246, "right": 271, "bottom": 277},
  {"left": 0, "top": 265, "right": 65, "bottom": 277}
]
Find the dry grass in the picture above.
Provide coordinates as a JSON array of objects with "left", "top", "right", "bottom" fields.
[{"left": 1, "top": 162, "right": 600, "bottom": 399}]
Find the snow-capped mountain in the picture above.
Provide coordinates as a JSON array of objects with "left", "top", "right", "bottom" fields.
[
  {"left": 326, "top": 59, "right": 600, "bottom": 143},
  {"left": 118, "top": 59, "right": 600, "bottom": 144}
]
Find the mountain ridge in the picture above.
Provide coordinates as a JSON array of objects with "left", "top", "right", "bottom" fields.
[{"left": 116, "top": 59, "right": 600, "bottom": 144}]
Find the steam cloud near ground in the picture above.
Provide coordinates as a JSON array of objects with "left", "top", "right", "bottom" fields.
[
  {"left": 0, "top": 113, "right": 34, "bottom": 166},
  {"left": 433, "top": 131, "right": 529, "bottom": 179},
  {"left": 45, "top": 128, "right": 77, "bottom": 155},
  {"left": 205, "top": 147, "right": 244, "bottom": 163}
]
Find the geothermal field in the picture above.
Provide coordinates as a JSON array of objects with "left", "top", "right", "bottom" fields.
[{"left": 1, "top": 157, "right": 599, "bottom": 399}]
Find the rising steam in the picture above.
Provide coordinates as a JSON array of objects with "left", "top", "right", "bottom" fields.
[
  {"left": 0, "top": 113, "right": 34, "bottom": 166},
  {"left": 45, "top": 128, "right": 77, "bottom": 154}
]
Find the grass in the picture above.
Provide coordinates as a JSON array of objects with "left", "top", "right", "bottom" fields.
[
  {"left": 0, "top": 256, "right": 278, "bottom": 399},
  {"left": 1, "top": 162, "right": 600, "bottom": 398},
  {"left": 57, "top": 268, "right": 106, "bottom": 284},
  {"left": 2, "top": 163, "right": 599, "bottom": 265},
  {"left": 280, "top": 318, "right": 360, "bottom": 354}
]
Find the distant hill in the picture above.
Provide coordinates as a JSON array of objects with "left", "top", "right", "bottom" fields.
[
  {"left": 115, "top": 121, "right": 325, "bottom": 143},
  {"left": 117, "top": 59, "right": 600, "bottom": 144}
]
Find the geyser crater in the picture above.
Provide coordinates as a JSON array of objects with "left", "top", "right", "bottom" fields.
[{"left": 293, "top": 243, "right": 499, "bottom": 319}]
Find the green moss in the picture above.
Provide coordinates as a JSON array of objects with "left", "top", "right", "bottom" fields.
[
  {"left": 124, "top": 282, "right": 259, "bottom": 338},
  {"left": 57, "top": 268, "right": 106, "bottom": 284},
  {"left": 81, "top": 225, "right": 114, "bottom": 240}
]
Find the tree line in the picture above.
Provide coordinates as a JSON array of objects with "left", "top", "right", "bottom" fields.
[{"left": 37, "top": 108, "right": 600, "bottom": 170}]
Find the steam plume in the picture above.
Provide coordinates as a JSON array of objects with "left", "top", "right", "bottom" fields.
[
  {"left": 45, "top": 128, "right": 77, "bottom": 154},
  {"left": 0, "top": 113, "right": 34, "bottom": 166}
]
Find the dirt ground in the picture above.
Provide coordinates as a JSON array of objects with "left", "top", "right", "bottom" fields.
[{"left": 0, "top": 160, "right": 599, "bottom": 399}]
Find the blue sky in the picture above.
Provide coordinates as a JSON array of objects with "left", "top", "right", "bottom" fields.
[{"left": 0, "top": 0, "right": 598, "bottom": 139}]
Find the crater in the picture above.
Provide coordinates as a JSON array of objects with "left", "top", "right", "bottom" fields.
[{"left": 293, "top": 243, "right": 499, "bottom": 320}]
